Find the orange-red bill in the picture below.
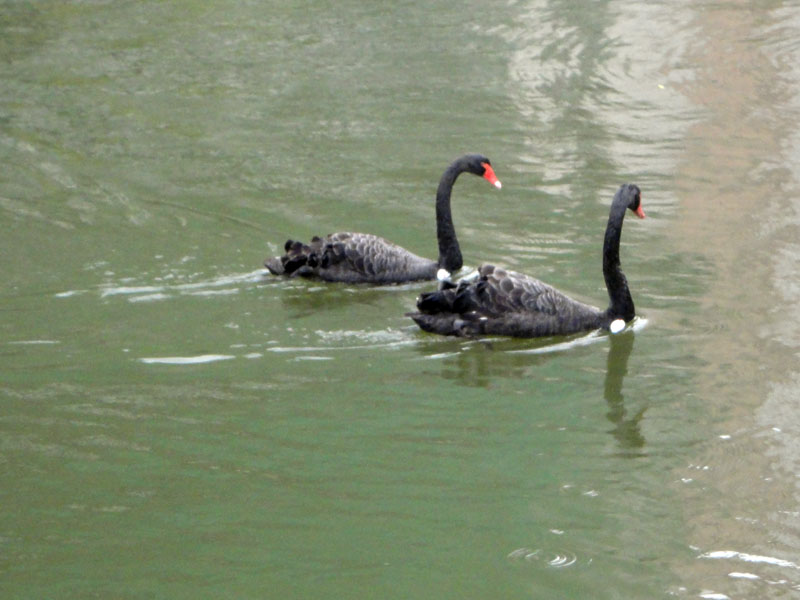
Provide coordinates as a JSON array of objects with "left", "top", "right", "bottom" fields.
[
  {"left": 635, "top": 205, "right": 646, "bottom": 219},
  {"left": 481, "top": 163, "right": 502, "bottom": 189}
]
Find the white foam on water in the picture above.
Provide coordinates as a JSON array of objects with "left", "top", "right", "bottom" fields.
[
  {"left": 138, "top": 354, "right": 235, "bottom": 365},
  {"left": 128, "top": 293, "right": 171, "bottom": 303},
  {"left": 183, "top": 288, "right": 239, "bottom": 297},
  {"left": 54, "top": 290, "right": 87, "bottom": 298},
  {"left": 102, "top": 285, "right": 164, "bottom": 298},
  {"left": 700, "top": 550, "right": 799, "bottom": 570}
]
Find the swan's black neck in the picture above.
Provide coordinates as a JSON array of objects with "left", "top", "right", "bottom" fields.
[
  {"left": 602, "top": 195, "right": 635, "bottom": 322},
  {"left": 435, "top": 160, "right": 465, "bottom": 272}
]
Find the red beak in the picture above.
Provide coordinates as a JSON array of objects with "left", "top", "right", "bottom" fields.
[
  {"left": 481, "top": 163, "right": 502, "bottom": 189},
  {"left": 635, "top": 205, "right": 646, "bottom": 219}
]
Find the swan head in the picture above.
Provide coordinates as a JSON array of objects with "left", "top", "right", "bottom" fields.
[
  {"left": 461, "top": 154, "right": 502, "bottom": 189},
  {"left": 621, "top": 184, "right": 645, "bottom": 219}
]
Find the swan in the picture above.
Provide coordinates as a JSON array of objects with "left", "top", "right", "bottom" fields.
[
  {"left": 265, "top": 154, "right": 501, "bottom": 284},
  {"left": 407, "top": 183, "right": 645, "bottom": 337}
]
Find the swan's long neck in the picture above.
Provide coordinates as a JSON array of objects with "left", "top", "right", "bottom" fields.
[
  {"left": 435, "top": 162, "right": 464, "bottom": 272},
  {"left": 602, "top": 197, "right": 635, "bottom": 322}
]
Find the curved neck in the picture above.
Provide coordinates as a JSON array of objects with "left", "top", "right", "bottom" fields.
[
  {"left": 603, "top": 199, "right": 635, "bottom": 321},
  {"left": 435, "top": 161, "right": 464, "bottom": 272}
]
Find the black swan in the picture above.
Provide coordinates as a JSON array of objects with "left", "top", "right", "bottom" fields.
[
  {"left": 265, "top": 154, "right": 501, "bottom": 284},
  {"left": 407, "top": 183, "right": 645, "bottom": 337}
]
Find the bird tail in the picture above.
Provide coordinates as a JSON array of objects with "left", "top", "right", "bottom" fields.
[
  {"left": 264, "top": 237, "right": 325, "bottom": 277},
  {"left": 415, "top": 288, "right": 456, "bottom": 314}
]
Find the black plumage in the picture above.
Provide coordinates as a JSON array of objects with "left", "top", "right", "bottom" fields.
[
  {"left": 407, "top": 184, "right": 645, "bottom": 337},
  {"left": 265, "top": 154, "right": 501, "bottom": 284}
]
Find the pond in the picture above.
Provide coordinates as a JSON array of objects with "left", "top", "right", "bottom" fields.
[{"left": 2, "top": 1, "right": 800, "bottom": 598}]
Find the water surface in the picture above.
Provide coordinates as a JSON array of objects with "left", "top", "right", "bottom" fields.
[{"left": 2, "top": 1, "right": 800, "bottom": 598}]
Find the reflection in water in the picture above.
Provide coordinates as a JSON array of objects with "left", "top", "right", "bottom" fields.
[
  {"left": 604, "top": 331, "right": 645, "bottom": 452},
  {"left": 456, "top": 342, "right": 548, "bottom": 388},
  {"left": 271, "top": 277, "right": 431, "bottom": 319},
  {"left": 418, "top": 326, "right": 638, "bottom": 397},
  {"left": 670, "top": 3, "right": 800, "bottom": 596},
  {"left": 419, "top": 327, "right": 646, "bottom": 450},
  {"left": 417, "top": 336, "right": 579, "bottom": 388},
  {"left": 507, "top": 0, "right": 618, "bottom": 194}
]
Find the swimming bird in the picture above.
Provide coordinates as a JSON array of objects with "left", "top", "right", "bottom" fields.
[
  {"left": 265, "top": 154, "right": 501, "bottom": 284},
  {"left": 407, "top": 183, "right": 645, "bottom": 337}
]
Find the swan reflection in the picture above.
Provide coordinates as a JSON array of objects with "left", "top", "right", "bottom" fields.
[
  {"left": 604, "top": 331, "right": 646, "bottom": 452},
  {"left": 415, "top": 327, "right": 646, "bottom": 451}
]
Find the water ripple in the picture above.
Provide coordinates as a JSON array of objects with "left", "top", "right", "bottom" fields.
[
  {"left": 92, "top": 269, "right": 265, "bottom": 302},
  {"left": 269, "top": 328, "right": 416, "bottom": 354},
  {"left": 507, "top": 546, "right": 579, "bottom": 569}
]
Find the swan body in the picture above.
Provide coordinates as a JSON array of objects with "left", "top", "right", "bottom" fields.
[
  {"left": 265, "top": 154, "right": 501, "bottom": 284},
  {"left": 407, "top": 184, "right": 645, "bottom": 338},
  {"left": 268, "top": 232, "right": 441, "bottom": 284}
]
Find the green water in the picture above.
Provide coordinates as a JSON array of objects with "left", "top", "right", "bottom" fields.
[{"left": 3, "top": 1, "right": 800, "bottom": 598}]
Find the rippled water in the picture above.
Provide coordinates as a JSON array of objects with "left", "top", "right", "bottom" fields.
[{"left": 3, "top": 1, "right": 800, "bottom": 598}]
